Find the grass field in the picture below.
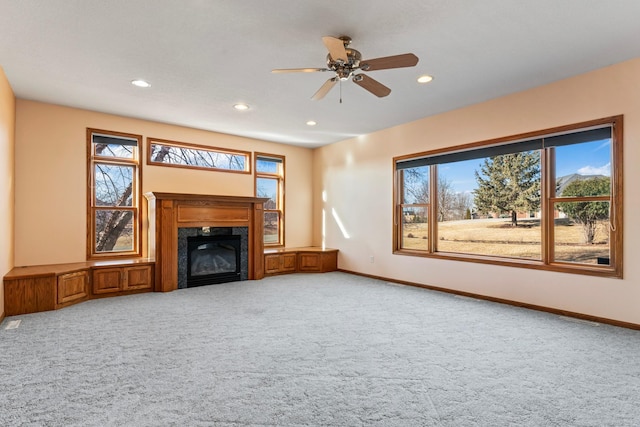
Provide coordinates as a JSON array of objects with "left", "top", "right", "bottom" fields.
[{"left": 402, "top": 218, "right": 609, "bottom": 264}]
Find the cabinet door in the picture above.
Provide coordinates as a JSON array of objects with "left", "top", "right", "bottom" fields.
[
  {"left": 297, "top": 253, "right": 322, "bottom": 272},
  {"left": 92, "top": 268, "right": 123, "bottom": 294},
  {"left": 4, "top": 277, "right": 56, "bottom": 316},
  {"left": 321, "top": 251, "right": 338, "bottom": 272},
  {"left": 57, "top": 271, "right": 89, "bottom": 305},
  {"left": 124, "top": 265, "right": 153, "bottom": 290},
  {"left": 265, "top": 254, "right": 282, "bottom": 274},
  {"left": 282, "top": 253, "right": 297, "bottom": 272}
]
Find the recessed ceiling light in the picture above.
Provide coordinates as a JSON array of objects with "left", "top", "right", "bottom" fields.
[
  {"left": 233, "top": 103, "right": 250, "bottom": 111},
  {"left": 131, "top": 79, "right": 151, "bottom": 88},
  {"left": 417, "top": 74, "right": 433, "bottom": 84},
  {"left": 306, "top": 120, "right": 317, "bottom": 126}
]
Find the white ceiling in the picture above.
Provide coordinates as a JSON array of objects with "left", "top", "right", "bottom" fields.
[{"left": 2, "top": 1, "right": 640, "bottom": 148}]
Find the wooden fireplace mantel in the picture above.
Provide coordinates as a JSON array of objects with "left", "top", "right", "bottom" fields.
[{"left": 145, "top": 192, "right": 269, "bottom": 292}]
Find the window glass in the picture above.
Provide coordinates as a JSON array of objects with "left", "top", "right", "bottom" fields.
[
  {"left": 554, "top": 199, "right": 610, "bottom": 264},
  {"left": 553, "top": 136, "right": 612, "bottom": 265},
  {"left": 257, "top": 158, "right": 281, "bottom": 174},
  {"left": 148, "top": 139, "right": 249, "bottom": 172},
  {"left": 437, "top": 154, "right": 541, "bottom": 260},
  {"left": 402, "top": 206, "right": 428, "bottom": 250},
  {"left": 400, "top": 166, "right": 429, "bottom": 250},
  {"left": 88, "top": 129, "right": 140, "bottom": 258},
  {"left": 402, "top": 166, "right": 429, "bottom": 204},
  {"left": 264, "top": 211, "right": 280, "bottom": 244},
  {"left": 555, "top": 139, "right": 611, "bottom": 197},
  {"left": 256, "top": 154, "right": 285, "bottom": 246},
  {"left": 94, "top": 210, "right": 134, "bottom": 253},
  {"left": 93, "top": 135, "right": 136, "bottom": 159},
  {"left": 257, "top": 177, "right": 278, "bottom": 209},
  {"left": 94, "top": 164, "right": 134, "bottom": 207}
]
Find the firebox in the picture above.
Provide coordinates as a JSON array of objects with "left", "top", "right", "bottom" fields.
[{"left": 186, "top": 235, "right": 241, "bottom": 287}]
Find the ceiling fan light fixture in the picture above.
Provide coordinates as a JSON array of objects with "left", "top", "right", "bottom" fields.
[
  {"left": 131, "top": 79, "right": 151, "bottom": 88},
  {"left": 233, "top": 103, "right": 250, "bottom": 111},
  {"left": 417, "top": 74, "right": 433, "bottom": 84},
  {"left": 273, "top": 36, "right": 419, "bottom": 101}
]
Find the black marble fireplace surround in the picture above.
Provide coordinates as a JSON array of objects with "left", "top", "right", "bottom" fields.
[{"left": 177, "top": 227, "right": 249, "bottom": 289}]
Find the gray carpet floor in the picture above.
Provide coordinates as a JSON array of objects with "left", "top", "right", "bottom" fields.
[{"left": 1, "top": 272, "right": 639, "bottom": 426}]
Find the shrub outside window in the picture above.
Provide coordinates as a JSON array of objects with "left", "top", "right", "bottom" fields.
[
  {"left": 87, "top": 128, "right": 142, "bottom": 259},
  {"left": 393, "top": 116, "right": 623, "bottom": 278}
]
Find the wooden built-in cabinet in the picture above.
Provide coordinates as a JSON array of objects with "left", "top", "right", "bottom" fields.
[
  {"left": 4, "top": 276, "right": 58, "bottom": 316},
  {"left": 92, "top": 268, "right": 122, "bottom": 294},
  {"left": 265, "top": 252, "right": 297, "bottom": 275},
  {"left": 264, "top": 247, "right": 338, "bottom": 276},
  {"left": 3, "top": 260, "right": 154, "bottom": 316},
  {"left": 57, "top": 271, "right": 89, "bottom": 306},
  {"left": 3, "top": 268, "right": 90, "bottom": 316},
  {"left": 4, "top": 245, "right": 338, "bottom": 317},
  {"left": 92, "top": 265, "right": 153, "bottom": 295}
]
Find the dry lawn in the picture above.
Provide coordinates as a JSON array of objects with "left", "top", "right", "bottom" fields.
[{"left": 403, "top": 218, "right": 609, "bottom": 264}]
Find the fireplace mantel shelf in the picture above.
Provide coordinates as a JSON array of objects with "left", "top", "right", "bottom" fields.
[
  {"left": 145, "top": 192, "right": 269, "bottom": 292},
  {"left": 146, "top": 192, "right": 269, "bottom": 204}
]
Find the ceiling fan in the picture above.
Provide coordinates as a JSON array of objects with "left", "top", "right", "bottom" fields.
[{"left": 272, "top": 36, "right": 419, "bottom": 101}]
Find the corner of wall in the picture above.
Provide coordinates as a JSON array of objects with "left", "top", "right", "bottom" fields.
[{"left": 0, "top": 65, "right": 17, "bottom": 322}]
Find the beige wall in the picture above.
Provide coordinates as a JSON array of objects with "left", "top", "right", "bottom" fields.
[
  {"left": 14, "top": 101, "right": 313, "bottom": 266},
  {"left": 314, "top": 58, "right": 640, "bottom": 325},
  {"left": 0, "top": 67, "right": 16, "bottom": 319}
]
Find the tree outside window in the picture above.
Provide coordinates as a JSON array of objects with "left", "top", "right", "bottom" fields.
[{"left": 88, "top": 129, "right": 141, "bottom": 258}]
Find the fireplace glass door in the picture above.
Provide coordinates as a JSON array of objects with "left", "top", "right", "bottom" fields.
[{"left": 186, "top": 235, "right": 241, "bottom": 286}]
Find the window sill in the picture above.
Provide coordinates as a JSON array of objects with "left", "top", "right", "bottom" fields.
[{"left": 393, "top": 249, "right": 621, "bottom": 279}]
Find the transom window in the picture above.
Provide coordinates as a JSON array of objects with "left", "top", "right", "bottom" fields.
[
  {"left": 147, "top": 138, "right": 251, "bottom": 173},
  {"left": 255, "top": 154, "right": 285, "bottom": 246},
  {"left": 394, "top": 116, "right": 623, "bottom": 278},
  {"left": 87, "top": 128, "right": 142, "bottom": 259}
]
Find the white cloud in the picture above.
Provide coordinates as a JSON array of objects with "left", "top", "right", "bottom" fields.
[{"left": 577, "top": 162, "right": 610, "bottom": 176}]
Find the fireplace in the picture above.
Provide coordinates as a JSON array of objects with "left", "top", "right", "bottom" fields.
[
  {"left": 186, "top": 235, "right": 241, "bottom": 287},
  {"left": 144, "top": 192, "right": 268, "bottom": 292}
]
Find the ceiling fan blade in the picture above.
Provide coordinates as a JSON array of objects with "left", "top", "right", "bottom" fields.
[
  {"left": 322, "top": 36, "right": 348, "bottom": 62},
  {"left": 272, "top": 68, "right": 329, "bottom": 73},
  {"left": 360, "top": 53, "right": 419, "bottom": 71},
  {"left": 311, "top": 77, "right": 338, "bottom": 100},
  {"left": 353, "top": 74, "right": 391, "bottom": 98}
]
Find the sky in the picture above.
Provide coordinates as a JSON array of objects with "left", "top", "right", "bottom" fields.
[{"left": 440, "top": 138, "right": 611, "bottom": 194}]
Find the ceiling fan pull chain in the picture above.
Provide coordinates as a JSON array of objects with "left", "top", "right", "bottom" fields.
[{"left": 340, "top": 80, "right": 343, "bottom": 104}]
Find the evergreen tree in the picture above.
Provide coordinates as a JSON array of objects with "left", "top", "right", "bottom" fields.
[{"left": 473, "top": 151, "right": 541, "bottom": 226}]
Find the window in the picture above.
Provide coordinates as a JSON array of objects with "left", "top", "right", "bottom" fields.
[
  {"left": 255, "top": 154, "right": 285, "bottom": 246},
  {"left": 399, "top": 165, "right": 430, "bottom": 251},
  {"left": 394, "top": 116, "right": 623, "bottom": 277},
  {"left": 147, "top": 138, "right": 250, "bottom": 173},
  {"left": 87, "top": 128, "right": 142, "bottom": 258}
]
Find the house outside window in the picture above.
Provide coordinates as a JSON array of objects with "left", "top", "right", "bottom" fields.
[
  {"left": 255, "top": 154, "right": 285, "bottom": 246},
  {"left": 394, "top": 116, "right": 623, "bottom": 278},
  {"left": 87, "top": 128, "right": 142, "bottom": 259}
]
